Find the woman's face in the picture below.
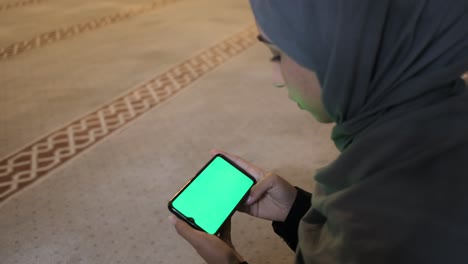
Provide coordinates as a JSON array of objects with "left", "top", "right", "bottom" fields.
[{"left": 258, "top": 31, "right": 333, "bottom": 123}]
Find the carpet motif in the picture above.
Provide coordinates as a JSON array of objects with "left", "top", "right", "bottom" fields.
[
  {"left": 0, "top": 0, "right": 181, "bottom": 60},
  {"left": 0, "top": 25, "right": 257, "bottom": 204},
  {"left": 0, "top": 0, "right": 44, "bottom": 12}
]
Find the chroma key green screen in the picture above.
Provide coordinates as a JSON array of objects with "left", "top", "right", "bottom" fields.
[{"left": 170, "top": 155, "right": 255, "bottom": 234}]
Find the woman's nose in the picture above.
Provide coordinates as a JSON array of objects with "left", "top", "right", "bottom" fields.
[{"left": 272, "top": 61, "right": 285, "bottom": 88}]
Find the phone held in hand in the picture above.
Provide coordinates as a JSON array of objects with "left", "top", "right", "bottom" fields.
[{"left": 168, "top": 154, "right": 256, "bottom": 235}]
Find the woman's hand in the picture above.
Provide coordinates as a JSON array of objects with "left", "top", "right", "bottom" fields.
[
  {"left": 210, "top": 149, "right": 298, "bottom": 222},
  {"left": 169, "top": 216, "right": 245, "bottom": 264}
]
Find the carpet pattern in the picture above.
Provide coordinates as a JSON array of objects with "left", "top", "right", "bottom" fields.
[
  {"left": 0, "top": 0, "right": 182, "bottom": 60},
  {"left": 0, "top": 25, "right": 257, "bottom": 204},
  {"left": 0, "top": 0, "right": 44, "bottom": 12}
]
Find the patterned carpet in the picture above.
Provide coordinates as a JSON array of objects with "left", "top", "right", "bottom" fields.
[
  {"left": 0, "top": 24, "right": 258, "bottom": 204},
  {"left": 0, "top": 0, "right": 339, "bottom": 263}
]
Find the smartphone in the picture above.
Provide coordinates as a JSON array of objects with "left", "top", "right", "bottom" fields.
[{"left": 168, "top": 154, "right": 256, "bottom": 235}]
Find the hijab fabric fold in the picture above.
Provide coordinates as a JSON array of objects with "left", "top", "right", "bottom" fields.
[{"left": 250, "top": 0, "right": 468, "bottom": 151}]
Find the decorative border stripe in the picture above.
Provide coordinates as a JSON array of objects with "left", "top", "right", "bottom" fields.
[
  {"left": 0, "top": 25, "right": 257, "bottom": 204},
  {"left": 0, "top": 0, "right": 44, "bottom": 12},
  {"left": 0, "top": 0, "right": 180, "bottom": 60}
]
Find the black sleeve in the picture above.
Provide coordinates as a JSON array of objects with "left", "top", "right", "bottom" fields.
[{"left": 271, "top": 187, "right": 312, "bottom": 251}]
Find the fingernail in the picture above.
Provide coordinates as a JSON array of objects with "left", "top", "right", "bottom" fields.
[
  {"left": 246, "top": 196, "right": 252, "bottom": 205},
  {"left": 168, "top": 215, "right": 177, "bottom": 225}
]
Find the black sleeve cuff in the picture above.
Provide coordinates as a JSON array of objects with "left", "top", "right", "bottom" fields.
[{"left": 272, "top": 186, "right": 312, "bottom": 251}]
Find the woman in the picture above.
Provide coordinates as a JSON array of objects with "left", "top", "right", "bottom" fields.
[{"left": 170, "top": 0, "right": 468, "bottom": 263}]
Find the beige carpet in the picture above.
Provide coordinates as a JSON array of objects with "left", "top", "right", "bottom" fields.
[{"left": 0, "top": 1, "right": 340, "bottom": 263}]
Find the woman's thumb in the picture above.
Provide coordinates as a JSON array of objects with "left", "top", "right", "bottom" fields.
[{"left": 246, "top": 173, "right": 275, "bottom": 205}]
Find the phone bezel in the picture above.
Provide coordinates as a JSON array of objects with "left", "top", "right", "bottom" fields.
[{"left": 167, "top": 154, "right": 257, "bottom": 235}]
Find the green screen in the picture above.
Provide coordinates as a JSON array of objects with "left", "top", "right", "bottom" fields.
[{"left": 172, "top": 156, "right": 254, "bottom": 234}]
